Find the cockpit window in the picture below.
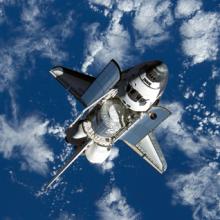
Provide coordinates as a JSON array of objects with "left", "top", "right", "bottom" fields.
[
  {"left": 127, "top": 84, "right": 140, "bottom": 101},
  {"left": 126, "top": 84, "right": 148, "bottom": 105}
]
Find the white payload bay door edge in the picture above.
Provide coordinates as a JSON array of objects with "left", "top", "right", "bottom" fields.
[
  {"left": 120, "top": 106, "right": 171, "bottom": 146},
  {"left": 81, "top": 59, "right": 120, "bottom": 106},
  {"left": 123, "top": 132, "right": 167, "bottom": 173},
  {"left": 120, "top": 106, "right": 170, "bottom": 173}
]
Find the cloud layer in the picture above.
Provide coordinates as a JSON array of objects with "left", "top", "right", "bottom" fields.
[
  {"left": 180, "top": 11, "right": 220, "bottom": 65},
  {"left": 0, "top": 115, "right": 53, "bottom": 175},
  {"left": 159, "top": 102, "right": 220, "bottom": 157},
  {"left": 83, "top": 0, "right": 174, "bottom": 72},
  {"left": 168, "top": 162, "right": 220, "bottom": 220},
  {"left": 82, "top": 12, "right": 131, "bottom": 72},
  {"left": 0, "top": 0, "right": 75, "bottom": 92},
  {"left": 96, "top": 186, "right": 140, "bottom": 220},
  {"left": 175, "top": 0, "right": 202, "bottom": 18},
  {"left": 100, "top": 147, "right": 119, "bottom": 172},
  {"left": 133, "top": 0, "right": 173, "bottom": 48},
  {"left": 159, "top": 102, "right": 220, "bottom": 220}
]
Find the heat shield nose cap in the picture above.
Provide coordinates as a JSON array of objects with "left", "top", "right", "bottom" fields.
[
  {"left": 152, "top": 63, "right": 168, "bottom": 82},
  {"left": 145, "top": 63, "right": 168, "bottom": 84},
  {"left": 155, "top": 63, "right": 168, "bottom": 75}
]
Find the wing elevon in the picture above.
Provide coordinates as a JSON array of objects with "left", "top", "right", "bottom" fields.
[{"left": 124, "top": 132, "right": 167, "bottom": 173}]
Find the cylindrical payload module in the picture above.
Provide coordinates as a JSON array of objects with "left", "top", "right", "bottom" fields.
[
  {"left": 85, "top": 143, "right": 111, "bottom": 164},
  {"left": 91, "top": 99, "right": 126, "bottom": 137}
]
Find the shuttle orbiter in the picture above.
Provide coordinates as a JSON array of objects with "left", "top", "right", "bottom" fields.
[{"left": 46, "top": 59, "right": 171, "bottom": 190}]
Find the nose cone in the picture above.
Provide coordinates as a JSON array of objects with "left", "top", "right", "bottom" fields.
[
  {"left": 149, "top": 63, "right": 168, "bottom": 83},
  {"left": 156, "top": 63, "right": 168, "bottom": 74},
  {"left": 144, "top": 62, "right": 168, "bottom": 91},
  {"left": 155, "top": 63, "right": 169, "bottom": 95}
]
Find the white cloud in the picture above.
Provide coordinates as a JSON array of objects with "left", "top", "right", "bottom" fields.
[
  {"left": 216, "top": 84, "right": 220, "bottom": 110},
  {"left": 168, "top": 162, "right": 220, "bottom": 220},
  {"left": 159, "top": 102, "right": 220, "bottom": 157},
  {"left": 89, "top": 0, "right": 138, "bottom": 13},
  {"left": 0, "top": 0, "right": 16, "bottom": 4},
  {"left": 96, "top": 15, "right": 131, "bottom": 65},
  {"left": 180, "top": 11, "right": 220, "bottom": 65},
  {"left": 96, "top": 186, "right": 140, "bottom": 220},
  {"left": 0, "top": 54, "right": 15, "bottom": 92},
  {"left": 183, "top": 87, "right": 196, "bottom": 99},
  {"left": 47, "top": 124, "right": 66, "bottom": 139},
  {"left": 81, "top": 23, "right": 104, "bottom": 72},
  {"left": 100, "top": 147, "right": 119, "bottom": 172},
  {"left": 0, "top": 115, "right": 54, "bottom": 175},
  {"left": 67, "top": 95, "right": 79, "bottom": 118},
  {"left": 160, "top": 102, "right": 220, "bottom": 219},
  {"left": 0, "top": 0, "right": 16, "bottom": 24},
  {"left": 21, "top": 0, "right": 42, "bottom": 32},
  {"left": 133, "top": 0, "right": 173, "bottom": 48},
  {"left": 0, "top": 1, "right": 75, "bottom": 92},
  {"left": 56, "top": 212, "right": 76, "bottom": 220},
  {"left": 0, "top": 7, "right": 5, "bottom": 24},
  {"left": 175, "top": 0, "right": 202, "bottom": 18},
  {"left": 89, "top": 0, "right": 113, "bottom": 8},
  {"left": 211, "top": 66, "right": 219, "bottom": 79},
  {"left": 81, "top": 38, "right": 103, "bottom": 73},
  {"left": 116, "top": 0, "right": 135, "bottom": 12},
  {"left": 84, "top": 0, "right": 174, "bottom": 70},
  {"left": 0, "top": 36, "right": 66, "bottom": 92},
  {"left": 82, "top": 10, "right": 131, "bottom": 72}
]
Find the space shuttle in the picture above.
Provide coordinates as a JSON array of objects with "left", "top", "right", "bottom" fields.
[{"left": 46, "top": 59, "right": 171, "bottom": 190}]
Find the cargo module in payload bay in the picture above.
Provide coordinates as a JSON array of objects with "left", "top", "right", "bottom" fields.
[{"left": 45, "top": 59, "right": 171, "bottom": 190}]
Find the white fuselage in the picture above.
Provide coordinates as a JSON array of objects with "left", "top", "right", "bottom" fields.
[
  {"left": 119, "top": 75, "right": 160, "bottom": 112},
  {"left": 119, "top": 63, "right": 168, "bottom": 112}
]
